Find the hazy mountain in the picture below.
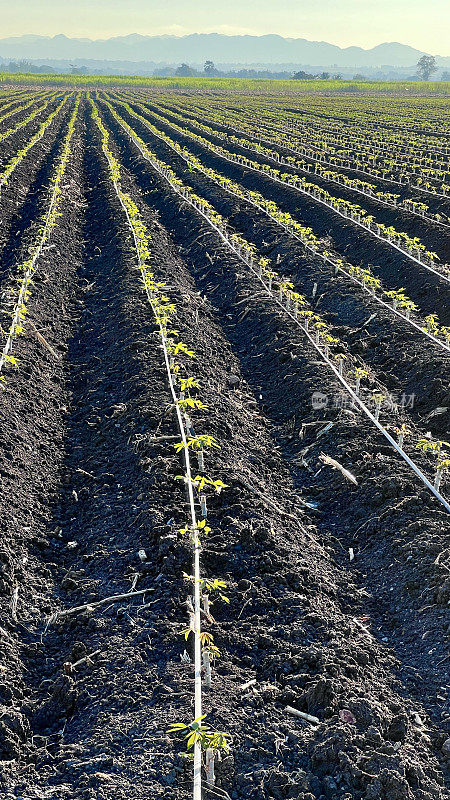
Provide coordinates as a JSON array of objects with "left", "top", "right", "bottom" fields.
[{"left": 0, "top": 33, "right": 448, "bottom": 69}]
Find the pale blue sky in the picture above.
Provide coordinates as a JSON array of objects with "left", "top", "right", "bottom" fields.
[{"left": 0, "top": 0, "right": 448, "bottom": 53}]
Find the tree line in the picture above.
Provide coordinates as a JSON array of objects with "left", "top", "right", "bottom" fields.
[{"left": 171, "top": 56, "right": 447, "bottom": 81}]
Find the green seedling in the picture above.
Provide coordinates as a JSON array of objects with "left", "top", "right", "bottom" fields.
[
  {"left": 174, "top": 435, "right": 220, "bottom": 453},
  {"left": 178, "top": 397, "right": 208, "bottom": 411},
  {"left": 180, "top": 377, "right": 201, "bottom": 392},
  {"left": 173, "top": 341, "right": 195, "bottom": 358},
  {"left": 392, "top": 423, "right": 411, "bottom": 450},
  {"left": 175, "top": 474, "right": 227, "bottom": 494},
  {"left": 179, "top": 518, "right": 211, "bottom": 540},
  {"left": 423, "top": 314, "right": 440, "bottom": 334},
  {"left": 199, "top": 630, "right": 220, "bottom": 658},
  {"left": 167, "top": 715, "right": 230, "bottom": 756},
  {"left": 440, "top": 327, "right": 450, "bottom": 346},
  {"left": 183, "top": 573, "right": 230, "bottom": 604},
  {"left": 371, "top": 392, "right": 386, "bottom": 421},
  {"left": 416, "top": 438, "right": 450, "bottom": 457},
  {"left": 352, "top": 367, "right": 369, "bottom": 396},
  {"left": 435, "top": 459, "right": 450, "bottom": 491},
  {"left": 180, "top": 626, "right": 194, "bottom": 641},
  {"left": 333, "top": 352, "right": 347, "bottom": 376},
  {"left": 192, "top": 475, "right": 228, "bottom": 493}
]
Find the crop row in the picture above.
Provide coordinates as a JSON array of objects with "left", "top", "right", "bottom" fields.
[
  {"left": 231, "top": 94, "right": 449, "bottom": 151},
  {"left": 150, "top": 93, "right": 450, "bottom": 199},
  {"left": 121, "top": 94, "right": 448, "bottom": 276},
  {"left": 131, "top": 87, "right": 449, "bottom": 143},
  {"left": 272, "top": 95, "right": 449, "bottom": 135},
  {"left": 0, "top": 96, "right": 80, "bottom": 381},
  {"left": 99, "top": 99, "right": 450, "bottom": 511},
  {"left": 0, "top": 91, "right": 50, "bottom": 128},
  {"left": 91, "top": 98, "right": 232, "bottom": 795},
  {"left": 0, "top": 90, "right": 32, "bottom": 113},
  {"left": 251, "top": 90, "right": 449, "bottom": 131},
  {"left": 159, "top": 93, "right": 449, "bottom": 170},
  {"left": 257, "top": 104, "right": 448, "bottom": 165},
  {"left": 0, "top": 94, "right": 70, "bottom": 196},
  {"left": 0, "top": 88, "right": 42, "bottom": 107},
  {"left": 258, "top": 115, "right": 449, "bottom": 193},
  {"left": 197, "top": 107, "right": 449, "bottom": 223},
  {"left": 122, "top": 93, "right": 450, "bottom": 269},
  {"left": 0, "top": 89, "right": 49, "bottom": 115},
  {"left": 105, "top": 96, "right": 450, "bottom": 351},
  {"left": 0, "top": 90, "right": 50, "bottom": 125},
  {"left": 0, "top": 91, "right": 60, "bottom": 147},
  {"left": 148, "top": 92, "right": 449, "bottom": 223}
]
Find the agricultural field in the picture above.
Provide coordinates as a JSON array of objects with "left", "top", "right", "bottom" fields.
[{"left": 0, "top": 83, "right": 449, "bottom": 800}]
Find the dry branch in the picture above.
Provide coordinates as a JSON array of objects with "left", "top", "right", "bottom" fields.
[
  {"left": 319, "top": 453, "right": 358, "bottom": 485},
  {"left": 29, "top": 320, "right": 61, "bottom": 360},
  {"left": 64, "top": 649, "right": 102, "bottom": 674},
  {"left": 48, "top": 587, "right": 152, "bottom": 623},
  {"left": 285, "top": 706, "right": 320, "bottom": 725}
]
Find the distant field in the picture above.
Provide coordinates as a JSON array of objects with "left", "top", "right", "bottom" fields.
[
  {"left": 0, "top": 71, "right": 449, "bottom": 93},
  {"left": 0, "top": 84, "right": 449, "bottom": 800}
]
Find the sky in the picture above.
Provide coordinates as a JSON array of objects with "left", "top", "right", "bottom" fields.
[{"left": 0, "top": 0, "right": 448, "bottom": 54}]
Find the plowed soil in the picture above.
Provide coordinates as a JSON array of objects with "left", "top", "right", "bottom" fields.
[{"left": 0, "top": 95, "right": 449, "bottom": 800}]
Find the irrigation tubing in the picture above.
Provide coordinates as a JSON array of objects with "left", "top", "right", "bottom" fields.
[
  {"left": 107, "top": 100, "right": 450, "bottom": 354},
  {"left": 147, "top": 106, "right": 450, "bottom": 283},
  {"left": 110, "top": 112, "right": 450, "bottom": 515},
  {"left": 94, "top": 109, "right": 203, "bottom": 800},
  {"left": 146, "top": 103, "right": 450, "bottom": 231}
]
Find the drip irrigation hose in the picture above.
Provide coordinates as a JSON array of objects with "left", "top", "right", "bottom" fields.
[
  {"left": 93, "top": 104, "right": 203, "bottom": 800},
  {"left": 110, "top": 101, "right": 450, "bottom": 354},
  {"left": 110, "top": 113, "right": 450, "bottom": 515},
  {"left": 0, "top": 96, "right": 78, "bottom": 377},
  {"left": 142, "top": 100, "right": 450, "bottom": 231}
]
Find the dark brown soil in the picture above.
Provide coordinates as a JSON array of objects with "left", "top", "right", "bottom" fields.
[
  {"left": 0, "top": 96, "right": 448, "bottom": 800},
  {"left": 101, "top": 98, "right": 450, "bottom": 437},
  {"left": 117, "top": 97, "right": 450, "bottom": 318},
  {"left": 144, "top": 96, "right": 450, "bottom": 219},
  {"left": 0, "top": 98, "right": 72, "bottom": 273},
  {"left": 132, "top": 97, "right": 450, "bottom": 253}
]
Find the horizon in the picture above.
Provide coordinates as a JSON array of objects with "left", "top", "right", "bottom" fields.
[
  {"left": 0, "top": 31, "right": 448, "bottom": 60},
  {"left": 1, "top": 31, "right": 443, "bottom": 50},
  {"left": 0, "top": 0, "right": 448, "bottom": 54}
]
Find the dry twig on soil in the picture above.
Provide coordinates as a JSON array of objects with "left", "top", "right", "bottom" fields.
[{"left": 48, "top": 587, "right": 153, "bottom": 623}]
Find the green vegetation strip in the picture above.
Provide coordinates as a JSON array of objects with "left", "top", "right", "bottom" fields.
[
  {"left": 0, "top": 95, "right": 80, "bottom": 382},
  {"left": 106, "top": 97, "right": 450, "bottom": 351},
  {"left": 0, "top": 93, "right": 71, "bottom": 192},
  {"left": 100, "top": 99, "right": 450, "bottom": 512},
  {"left": 91, "top": 99, "right": 231, "bottom": 795}
]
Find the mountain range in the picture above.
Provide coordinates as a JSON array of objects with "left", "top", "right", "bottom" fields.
[{"left": 0, "top": 34, "right": 449, "bottom": 69}]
